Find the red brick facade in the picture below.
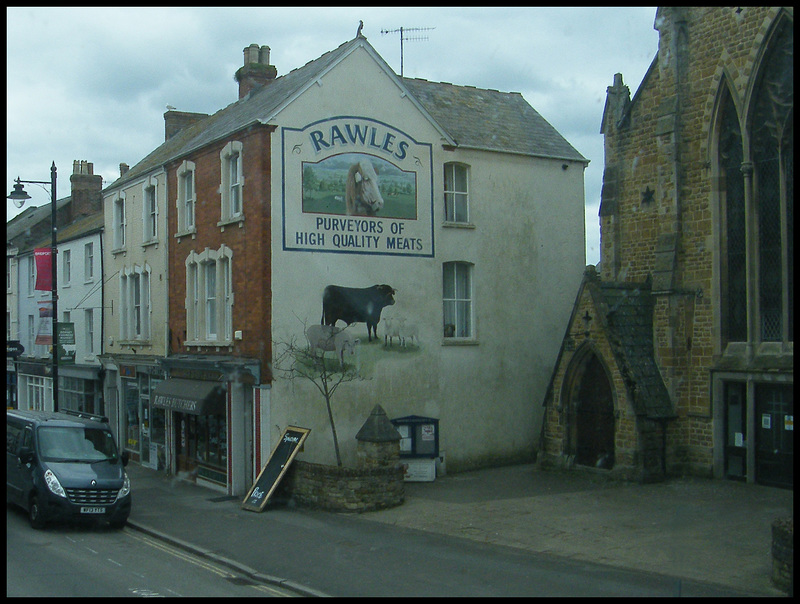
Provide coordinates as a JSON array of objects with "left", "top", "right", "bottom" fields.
[{"left": 165, "top": 124, "right": 275, "bottom": 380}]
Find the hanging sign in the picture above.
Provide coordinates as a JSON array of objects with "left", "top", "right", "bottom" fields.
[{"left": 34, "top": 248, "right": 53, "bottom": 291}]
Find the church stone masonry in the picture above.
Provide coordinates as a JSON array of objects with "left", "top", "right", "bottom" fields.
[{"left": 542, "top": 7, "right": 793, "bottom": 488}]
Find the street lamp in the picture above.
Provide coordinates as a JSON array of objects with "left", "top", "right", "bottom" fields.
[{"left": 8, "top": 162, "right": 59, "bottom": 412}]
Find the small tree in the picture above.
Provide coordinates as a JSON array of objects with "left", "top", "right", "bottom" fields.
[{"left": 271, "top": 321, "right": 362, "bottom": 467}]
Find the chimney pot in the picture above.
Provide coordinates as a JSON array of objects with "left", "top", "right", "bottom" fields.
[
  {"left": 120, "top": 163, "right": 130, "bottom": 176},
  {"left": 236, "top": 43, "right": 277, "bottom": 100},
  {"left": 244, "top": 43, "right": 260, "bottom": 66}
]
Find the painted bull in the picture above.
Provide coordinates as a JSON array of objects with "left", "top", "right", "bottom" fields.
[
  {"left": 346, "top": 159, "right": 384, "bottom": 216},
  {"left": 321, "top": 284, "right": 396, "bottom": 342},
  {"left": 305, "top": 324, "right": 359, "bottom": 369}
]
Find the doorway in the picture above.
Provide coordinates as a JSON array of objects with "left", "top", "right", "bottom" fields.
[
  {"left": 574, "top": 353, "right": 615, "bottom": 469},
  {"left": 755, "top": 384, "right": 793, "bottom": 489}
]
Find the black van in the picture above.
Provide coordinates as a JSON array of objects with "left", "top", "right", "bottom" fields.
[{"left": 6, "top": 409, "right": 131, "bottom": 529}]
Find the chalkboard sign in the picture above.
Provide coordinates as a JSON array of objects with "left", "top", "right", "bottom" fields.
[{"left": 242, "top": 426, "right": 310, "bottom": 512}]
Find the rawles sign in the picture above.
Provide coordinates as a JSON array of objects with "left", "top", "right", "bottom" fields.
[{"left": 281, "top": 117, "right": 433, "bottom": 257}]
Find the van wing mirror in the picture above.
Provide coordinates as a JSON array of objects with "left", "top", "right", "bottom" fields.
[
  {"left": 18, "top": 447, "right": 35, "bottom": 465},
  {"left": 121, "top": 451, "right": 129, "bottom": 467}
]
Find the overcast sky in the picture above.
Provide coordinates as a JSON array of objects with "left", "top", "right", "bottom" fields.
[{"left": 6, "top": 6, "right": 659, "bottom": 265}]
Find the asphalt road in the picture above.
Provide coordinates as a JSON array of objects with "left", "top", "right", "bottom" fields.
[{"left": 6, "top": 506, "right": 296, "bottom": 597}]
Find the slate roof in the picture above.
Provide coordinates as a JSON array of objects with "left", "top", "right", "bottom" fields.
[
  {"left": 401, "top": 78, "right": 587, "bottom": 162},
  {"left": 588, "top": 278, "right": 675, "bottom": 420},
  {"left": 7, "top": 196, "right": 77, "bottom": 253},
  {"left": 108, "top": 35, "right": 586, "bottom": 191}
]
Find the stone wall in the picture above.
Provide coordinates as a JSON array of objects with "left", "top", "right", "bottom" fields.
[
  {"left": 280, "top": 460, "right": 404, "bottom": 513},
  {"left": 771, "top": 517, "right": 793, "bottom": 594}
]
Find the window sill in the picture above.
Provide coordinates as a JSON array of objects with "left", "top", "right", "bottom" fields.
[
  {"left": 111, "top": 247, "right": 127, "bottom": 257},
  {"left": 442, "top": 338, "right": 478, "bottom": 346},
  {"left": 184, "top": 340, "right": 234, "bottom": 350},
  {"left": 442, "top": 221, "right": 475, "bottom": 229},
  {"left": 118, "top": 339, "right": 152, "bottom": 348},
  {"left": 175, "top": 229, "right": 197, "bottom": 240},
  {"left": 217, "top": 216, "right": 244, "bottom": 231},
  {"left": 142, "top": 239, "right": 159, "bottom": 250}
]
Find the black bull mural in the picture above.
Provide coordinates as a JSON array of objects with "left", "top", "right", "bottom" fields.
[{"left": 321, "top": 284, "right": 397, "bottom": 342}]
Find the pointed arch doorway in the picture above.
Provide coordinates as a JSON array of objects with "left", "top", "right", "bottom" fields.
[{"left": 567, "top": 350, "right": 616, "bottom": 469}]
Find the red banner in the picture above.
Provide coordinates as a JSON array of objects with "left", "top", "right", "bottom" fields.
[{"left": 34, "top": 248, "right": 52, "bottom": 291}]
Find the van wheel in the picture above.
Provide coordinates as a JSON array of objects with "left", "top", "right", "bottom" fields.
[{"left": 29, "top": 495, "right": 45, "bottom": 529}]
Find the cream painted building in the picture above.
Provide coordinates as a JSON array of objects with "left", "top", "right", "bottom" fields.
[
  {"left": 101, "top": 166, "right": 171, "bottom": 470},
  {"left": 266, "top": 37, "right": 588, "bottom": 471}
]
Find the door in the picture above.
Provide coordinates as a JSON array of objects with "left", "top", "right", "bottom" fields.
[
  {"left": 575, "top": 354, "right": 615, "bottom": 468},
  {"left": 724, "top": 381, "right": 747, "bottom": 480},
  {"left": 755, "top": 384, "right": 793, "bottom": 488},
  {"left": 6, "top": 425, "right": 34, "bottom": 505},
  {"left": 175, "top": 413, "right": 197, "bottom": 480}
]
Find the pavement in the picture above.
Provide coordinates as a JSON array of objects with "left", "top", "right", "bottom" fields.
[{"left": 123, "top": 461, "right": 793, "bottom": 597}]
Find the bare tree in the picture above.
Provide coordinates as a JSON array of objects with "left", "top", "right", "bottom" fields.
[{"left": 271, "top": 321, "right": 362, "bottom": 467}]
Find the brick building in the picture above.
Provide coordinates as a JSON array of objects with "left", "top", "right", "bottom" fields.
[{"left": 541, "top": 7, "right": 793, "bottom": 488}]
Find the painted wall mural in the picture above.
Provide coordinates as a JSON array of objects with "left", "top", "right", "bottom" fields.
[{"left": 282, "top": 117, "right": 434, "bottom": 257}]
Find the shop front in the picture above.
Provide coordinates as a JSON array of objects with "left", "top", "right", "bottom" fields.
[
  {"left": 116, "top": 364, "right": 166, "bottom": 470},
  {"left": 152, "top": 378, "right": 228, "bottom": 489}
]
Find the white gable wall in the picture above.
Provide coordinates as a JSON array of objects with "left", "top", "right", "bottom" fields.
[{"left": 267, "top": 45, "right": 585, "bottom": 470}]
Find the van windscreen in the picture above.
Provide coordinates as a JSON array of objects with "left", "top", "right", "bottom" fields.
[{"left": 37, "top": 427, "right": 119, "bottom": 463}]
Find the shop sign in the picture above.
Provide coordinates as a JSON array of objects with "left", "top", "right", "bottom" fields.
[
  {"left": 57, "top": 322, "right": 75, "bottom": 345},
  {"left": 281, "top": 117, "right": 434, "bottom": 258},
  {"left": 7, "top": 340, "right": 24, "bottom": 358},
  {"left": 120, "top": 365, "right": 137, "bottom": 378}
]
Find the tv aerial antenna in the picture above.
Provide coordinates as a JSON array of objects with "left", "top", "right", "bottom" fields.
[{"left": 380, "top": 26, "right": 435, "bottom": 77}]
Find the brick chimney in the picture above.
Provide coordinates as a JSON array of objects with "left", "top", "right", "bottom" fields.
[
  {"left": 164, "top": 110, "right": 209, "bottom": 141},
  {"left": 69, "top": 160, "right": 103, "bottom": 219},
  {"left": 235, "top": 44, "right": 277, "bottom": 99}
]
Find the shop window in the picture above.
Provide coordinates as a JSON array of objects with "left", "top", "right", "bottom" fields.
[
  {"left": 60, "top": 376, "right": 96, "bottom": 414},
  {"left": 26, "top": 376, "right": 50, "bottom": 412},
  {"left": 443, "top": 261, "right": 474, "bottom": 339},
  {"left": 123, "top": 379, "right": 140, "bottom": 454}
]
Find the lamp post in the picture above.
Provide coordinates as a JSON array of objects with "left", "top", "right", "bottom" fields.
[{"left": 8, "top": 162, "right": 59, "bottom": 412}]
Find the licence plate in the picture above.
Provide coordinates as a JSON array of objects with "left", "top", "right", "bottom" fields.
[{"left": 80, "top": 506, "right": 106, "bottom": 514}]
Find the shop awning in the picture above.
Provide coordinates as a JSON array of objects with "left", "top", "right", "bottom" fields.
[{"left": 152, "top": 378, "right": 226, "bottom": 415}]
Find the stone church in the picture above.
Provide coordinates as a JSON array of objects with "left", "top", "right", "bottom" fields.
[{"left": 541, "top": 7, "right": 793, "bottom": 488}]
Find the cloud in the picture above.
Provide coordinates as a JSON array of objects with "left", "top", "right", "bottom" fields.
[{"left": 6, "top": 6, "right": 659, "bottom": 266}]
